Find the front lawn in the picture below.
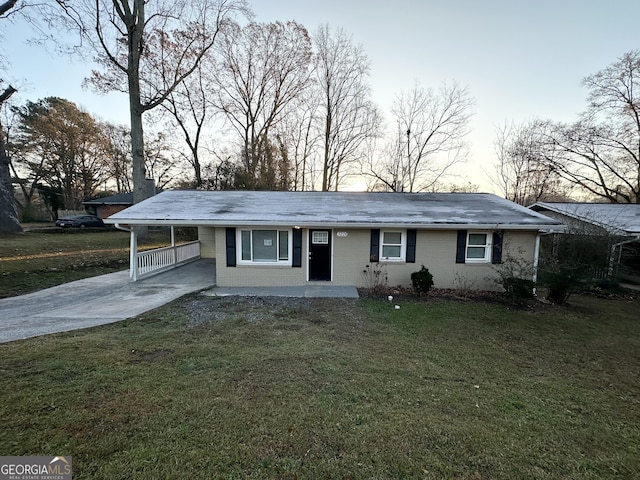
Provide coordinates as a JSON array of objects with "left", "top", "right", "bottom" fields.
[
  {"left": 1, "top": 294, "right": 639, "bottom": 479},
  {"left": 0, "top": 229, "right": 190, "bottom": 298}
]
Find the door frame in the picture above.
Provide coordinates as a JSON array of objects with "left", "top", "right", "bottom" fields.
[{"left": 307, "top": 228, "right": 333, "bottom": 281}]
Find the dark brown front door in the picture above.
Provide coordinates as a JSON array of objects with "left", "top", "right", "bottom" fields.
[{"left": 309, "top": 229, "right": 331, "bottom": 281}]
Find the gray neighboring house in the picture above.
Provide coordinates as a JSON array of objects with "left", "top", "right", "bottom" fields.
[
  {"left": 529, "top": 202, "right": 640, "bottom": 280},
  {"left": 105, "top": 190, "right": 564, "bottom": 290}
]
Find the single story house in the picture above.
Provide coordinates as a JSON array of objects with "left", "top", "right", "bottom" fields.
[
  {"left": 529, "top": 202, "right": 640, "bottom": 280},
  {"left": 83, "top": 179, "right": 159, "bottom": 219},
  {"left": 83, "top": 192, "right": 134, "bottom": 219},
  {"left": 105, "top": 190, "right": 564, "bottom": 290}
]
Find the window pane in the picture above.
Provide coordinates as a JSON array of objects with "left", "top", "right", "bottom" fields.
[
  {"left": 383, "top": 232, "right": 402, "bottom": 244},
  {"left": 467, "top": 246, "right": 486, "bottom": 259},
  {"left": 241, "top": 230, "right": 251, "bottom": 261},
  {"left": 312, "top": 231, "right": 328, "bottom": 244},
  {"left": 382, "top": 245, "right": 402, "bottom": 258},
  {"left": 468, "top": 233, "right": 487, "bottom": 246},
  {"left": 252, "top": 230, "right": 277, "bottom": 261},
  {"left": 279, "top": 231, "right": 288, "bottom": 260}
]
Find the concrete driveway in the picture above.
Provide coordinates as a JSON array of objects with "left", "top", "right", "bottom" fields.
[{"left": 0, "top": 259, "right": 216, "bottom": 343}]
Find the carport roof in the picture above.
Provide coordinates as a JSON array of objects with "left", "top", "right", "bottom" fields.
[{"left": 105, "top": 190, "right": 564, "bottom": 230}]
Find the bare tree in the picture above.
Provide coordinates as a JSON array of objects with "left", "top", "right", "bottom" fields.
[
  {"left": 102, "top": 122, "right": 132, "bottom": 193},
  {"left": 366, "top": 81, "right": 473, "bottom": 192},
  {"left": 0, "top": 1, "right": 17, "bottom": 16},
  {"left": 493, "top": 119, "right": 567, "bottom": 205},
  {"left": 541, "top": 50, "right": 640, "bottom": 203},
  {"left": 212, "top": 20, "right": 312, "bottom": 189},
  {"left": 313, "top": 24, "right": 380, "bottom": 192},
  {"left": 67, "top": 0, "right": 248, "bottom": 205},
  {"left": 158, "top": 62, "right": 211, "bottom": 187},
  {"left": 273, "top": 92, "right": 320, "bottom": 191},
  {"left": 144, "top": 131, "right": 183, "bottom": 189}
]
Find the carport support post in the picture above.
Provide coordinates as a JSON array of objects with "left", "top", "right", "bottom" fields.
[
  {"left": 130, "top": 230, "right": 138, "bottom": 282},
  {"left": 170, "top": 226, "right": 176, "bottom": 265}
]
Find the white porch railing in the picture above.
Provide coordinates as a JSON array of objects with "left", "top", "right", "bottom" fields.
[{"left": 134, "top": 240, "right": 201, "bottom": 280}]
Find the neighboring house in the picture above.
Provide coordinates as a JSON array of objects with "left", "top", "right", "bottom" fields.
[
  {"left": 84, "top": 179, "right": 158, "bottom": 219},
  {"left": 105, "top": 190, "right": 564, "bottom": 290},
  {"left": 83, "top": 192, "right": 134, "bottom": 219},
  {"left": 529, "top": 202, "right": 640, "bottom": 281}
]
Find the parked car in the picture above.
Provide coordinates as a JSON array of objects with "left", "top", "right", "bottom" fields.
[{"left": 55, "top": 215, "right": 106, "bottom": 228}]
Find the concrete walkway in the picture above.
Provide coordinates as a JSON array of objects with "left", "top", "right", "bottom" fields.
[
  {"left": 205, "top": 285, "right": 359, "bottom": 298},
  {"left": 0, "top": 259, "right": 216, "bottom": 343}
]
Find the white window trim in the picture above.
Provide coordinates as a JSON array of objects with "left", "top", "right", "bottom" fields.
[
  {"left": 380, "top": 230, "right": 406, "bottom": 262},
  {"left": 465, "top": 231, "right": 492, "bottom": 263},
  {"left": 237, "top": 228, "right": 292, "bottom": 266}
]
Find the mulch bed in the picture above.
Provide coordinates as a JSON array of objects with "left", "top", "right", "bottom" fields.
[{"left": 358, "top": 283, "right": 640, "bottom": 310}]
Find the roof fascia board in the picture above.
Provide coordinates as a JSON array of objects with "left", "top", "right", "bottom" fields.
[{"left": 104, "top": 218, "right": 563, "bottom": 231}]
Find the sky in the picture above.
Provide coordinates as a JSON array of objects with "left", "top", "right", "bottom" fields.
[{"left": 3, "top": 0, "right": 640, "bottom": 192}]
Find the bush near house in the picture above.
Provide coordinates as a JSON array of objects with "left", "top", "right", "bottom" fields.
[
  {"left": 491, "top": 253, "right": 536, "bottom": 303},
  {"left": 538, "top": 233, "right": 615, "bottom": 304},
  {"left": 411, "top": 265, "right": 434, "bottom": 295}
]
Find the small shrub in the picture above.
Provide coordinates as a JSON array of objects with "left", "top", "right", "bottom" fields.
[
  {"left": 502, "top": 277, "right": 535, "bottom": 300},
  {"left": 543, "top": 266, "right": 578, "bottom": 305},
  {"left": 491, "top": 252, "right": 536, "bottom": 302},
  {"left": 362, "top": 263, "right": 387, "bottom": 293},
  {"left": 453, "top": 272, "right": 477, "bottom": 296},
  {"left": 411, "top": 265, "right": 434, "bottom": 295}
]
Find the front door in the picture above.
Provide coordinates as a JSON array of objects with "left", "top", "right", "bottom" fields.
[{"left": 309, "top": 229, "right": 332, "bottom": 281}]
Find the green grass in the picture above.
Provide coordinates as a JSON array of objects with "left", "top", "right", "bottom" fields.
[
  {"left": 1, "top": 294, "right": 639, "bottom": 479},
  {"left": 0, "top": 229, "right": 180, "bottom": 298}
]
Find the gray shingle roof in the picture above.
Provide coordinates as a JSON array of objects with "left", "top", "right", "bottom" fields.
[
  {"left": 83, "top": 192, "right": 133, "bottom": 205},
  {"left": 105, "top": 190, "right": 564, "bottom": 230},
  {"left": 530, "top": 202, "right": 640, "bottom": 235}
]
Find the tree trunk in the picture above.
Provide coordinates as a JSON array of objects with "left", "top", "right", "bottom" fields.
[
  {"left": 127, "top": 0, "right": 148, "bottom": 237},
  {"left": 0, "top": 138, "right": 22, "bottom": 234},
  {"left": 322, "top": 100, "right": 331, "bottom": 191},
  {"left": 130, "top": 102, "right": 146, "bottom": 205},
  {"left": 0, "top": 85, "right": 22, "bottom": 234}
]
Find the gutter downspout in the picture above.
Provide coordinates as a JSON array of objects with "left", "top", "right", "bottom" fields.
[
  {"left": 608, "top": 235, "right": 640, "bottom": 279},
  {"left": 115, "top": 223, "right": 138, "bottom": 282},
  {"left": 532, "top": 233, "right": 541, "bottom": 296}
]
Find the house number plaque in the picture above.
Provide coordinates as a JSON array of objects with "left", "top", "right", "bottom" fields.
[{"left": 336, "top": 231, "right": 348, "bottom": 237}]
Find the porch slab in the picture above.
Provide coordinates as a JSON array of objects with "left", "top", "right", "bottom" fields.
[{"left": 203, "top": 285, "right": 359, "bottom": 298}]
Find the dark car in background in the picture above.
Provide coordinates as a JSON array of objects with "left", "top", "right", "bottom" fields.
[{"left": 55, "top": 215, "right": 106, "bottom": 228}]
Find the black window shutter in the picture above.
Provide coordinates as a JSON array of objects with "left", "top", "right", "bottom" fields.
[
  {"left": 226, "top": 227, "right": 236, "bottom": 267},
  {"left": 492, "top": 231, "right": 504, "bottom": 264},
  {"left": 292, "top": 229, "right": 302, "bottom": 267},
  {"left": 456, "top": 230, "right": 467, "bottom": 264},
  {"left": 370, "top": 229, "right": 380, "bottom": 262},
  {"left": 406, "top": 229, "right": 417, "bottom": 263}
]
